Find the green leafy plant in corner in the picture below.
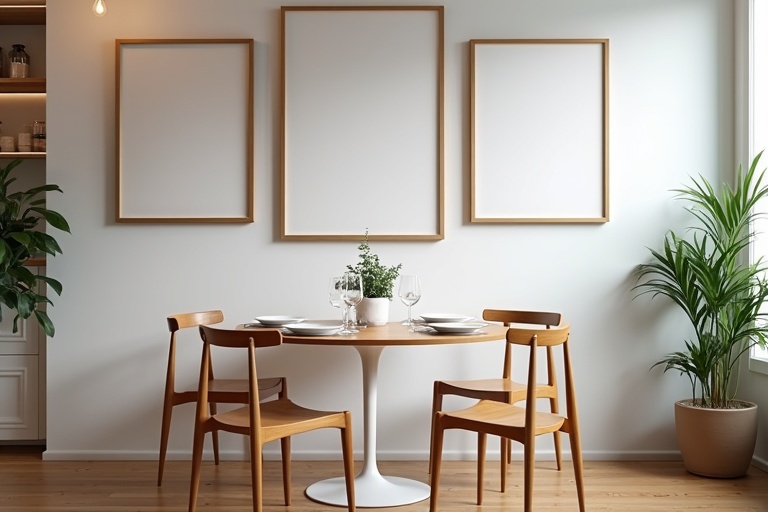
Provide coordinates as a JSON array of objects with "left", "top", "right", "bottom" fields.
[
  {"left": 0, "top": 159, "right": 70, "bottom": 337},
  {"left": 633, "top": 151, "right": 768, "bottom": 409},
  {"left": 346, "top": 230, "right": 402, "bottom": 299}
]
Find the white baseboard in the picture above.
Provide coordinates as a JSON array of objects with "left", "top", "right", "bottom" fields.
[{"left": 42, "top": 448, "right": 684, "bottom": 462}]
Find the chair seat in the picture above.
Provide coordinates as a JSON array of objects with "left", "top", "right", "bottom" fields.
[
  {"left": 439, "top": 378, "right": 525, "bottom": 394},
  {"left": 214, "top": 399, "right": 349, "bottom": 440},
  {"left": 446, "top": 399, "right": 564, "bottom": 435}
]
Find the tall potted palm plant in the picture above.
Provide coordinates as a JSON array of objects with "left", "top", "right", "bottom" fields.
[{"left": 634, "top": 151, "right": 768, "bottom": 477}]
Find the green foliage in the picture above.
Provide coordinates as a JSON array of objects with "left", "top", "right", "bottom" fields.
[
  {"left": 346, "top": 230, "right": 402, "bottom": 299},
  {"left": 0, "top": 159, "right": 70, "bottom": 337},
  {"left": 634, "top": 152, "right": 768, "bottom": 408}
]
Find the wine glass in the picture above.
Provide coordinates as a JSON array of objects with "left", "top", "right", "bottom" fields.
[
  {"left": 328, "top": 276, "right": 344, "bottom": 324},
  {"left": 340, "top": 271, "right": 363, "bottom": 334},
  {"left": 399, "top": 275, "right": 421, "bottom": 327}
]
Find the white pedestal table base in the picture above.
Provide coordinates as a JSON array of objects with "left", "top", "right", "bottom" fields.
[
  {"left": 305, "top": 474, "right": 430, "bottom": 508},
  {"left": 304, "top": 345, "right": 430, "bottom": 508}
]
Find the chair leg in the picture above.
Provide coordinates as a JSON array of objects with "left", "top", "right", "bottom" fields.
[
  {"left": 550, "top": 396, "right": 562, "bottom": 470},
  {"left": 280, "top": 436, "right": 291, "bottom": 505},
  {"left": 569, "top": 429, "right": 586, "bottom": 512},
  {"left": 207, "top": 403, "right": 220, "bottom": 465},
  {"left": 187, "top": 425, "right": 206, "bottom": 512},
  {"left": 157, "top": 400, "right": 173, "bottom": 486},
  {"left": 499, "top": 436, "right": 507, "bottom": 493},
  {"left": 477, "top": 433, "right": 486, "bottom": 505},
  {"left": 340, "top": 412, "right": 356, "bottom": 512},
  {"left": 249, "top": 435, "right": 263, "bottom": 512},
  {"left": 523, "top": 437, "right": 535, "bottom": 512},
  {"left": 428, "top": 383, "right": 443, "bottom": 474},
  {"left": 429, "top": 413, "right": 446, "bottom": 512}
]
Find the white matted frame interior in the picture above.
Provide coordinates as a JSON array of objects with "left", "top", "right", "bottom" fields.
[
  {"left": 281, "top": 6, "right": 444, "bottom": 241},
  {"left": 470, "top": 39, "right": 609, "bottom": 223},
  {"left": 116, "top": 39, "right": 254, "bottom": 223}
]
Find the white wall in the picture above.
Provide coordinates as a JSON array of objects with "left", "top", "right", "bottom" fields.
[{"left": 44, "top": 0, "right": 755, "bottom": 462}]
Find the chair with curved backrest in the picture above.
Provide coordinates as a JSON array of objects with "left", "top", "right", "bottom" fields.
[
  {"left": 157, "top": 310, "right": 288, "bottom": 486},
  {"left": 429, "top": 322, "right": 584, "bottom": 512},
  {"left": 429, "top": 309, "right": 562, "bottom": 498},
  {"left": 189, "top": 325, "right": 356, "bottom": 512}
]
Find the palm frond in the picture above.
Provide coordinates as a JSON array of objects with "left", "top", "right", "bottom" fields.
[{"left": 634, "top": 151, "right": 768, "bottom": 408}]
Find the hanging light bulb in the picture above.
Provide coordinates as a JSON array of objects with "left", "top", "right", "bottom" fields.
[{"left": 92, "top": 0, "right": 107, "bottom": 17}]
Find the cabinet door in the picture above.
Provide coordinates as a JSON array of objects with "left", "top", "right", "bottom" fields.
[
  {"left": 0, "top": 266, "right": 41, "bottom": 355},
  {"left": 0, "top": 354, "right": 39, "bottom": 440}
]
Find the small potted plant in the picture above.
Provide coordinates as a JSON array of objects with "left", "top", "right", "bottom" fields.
[
  {"left": 346, "top": 229, "right": 402, "bottom": 326},
  {"left": 0, "top": 159, "right": 70, "bottom": 337}
]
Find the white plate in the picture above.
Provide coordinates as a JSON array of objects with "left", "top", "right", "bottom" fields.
[
  {"left": 283, "top": 322, "right": 342, "bottom": 336},
  {"left": 427, "top": 322, "right": 488, "bottom": 334},
  {"left": 420, "top": 313, "right": 475, "bottom": 323},
  {"left": 254, "top": 316, "right": 306, "bottom": 327}
]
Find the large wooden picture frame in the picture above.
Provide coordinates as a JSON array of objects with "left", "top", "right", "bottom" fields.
[
  {"left": 116, "top": 39, "right": 254, "bottom": 223},
  {"left": 470, "top": 39, "right": 609, "bottom": 223},
  {"left": 281, "top": 6, "right": 444, "bottom": 240}
]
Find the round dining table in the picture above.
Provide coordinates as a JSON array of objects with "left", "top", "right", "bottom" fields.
[{"left": 276, "top": 321, "right": 509, "bottom": 508}]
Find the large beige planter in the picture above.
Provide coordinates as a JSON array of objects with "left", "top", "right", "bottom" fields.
[{"left": 674, "top": 399, "right": 758, "bottom": 478}]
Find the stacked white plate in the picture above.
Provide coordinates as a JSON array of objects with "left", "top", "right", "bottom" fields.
[
  {"left": 253, "top": 316, "right": 306, "bottom": 327},
  {"left": 283, "top": 321, "right": 342, "bottom": 336},
  {"left": 420, "top": 313, "right": 475, "bottom": 323},
  {"left": 427, "top": 322, "right": 488, "bottom": 334}
]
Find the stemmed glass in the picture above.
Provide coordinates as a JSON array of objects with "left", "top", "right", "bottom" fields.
[
  {"left": 328, "top": 276, "right": 344, "bottom": 325},
  {"left": 340, "top": 271, "right": 363, "bottom": 335},
  {"left": 398, "top": 275, "right": 421, "bottom": 327}
]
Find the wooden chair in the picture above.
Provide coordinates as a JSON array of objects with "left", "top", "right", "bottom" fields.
[
  {"left": 158, "top": 310, "right": 288, "bottom": 486},
  {"left": 429, "top": 309, "right": 563, "bottom": 494},
  {"left": 189, "top": 325, "right": 356, "bottom": 512},
  {"left": 429, "top": 322, "right": 584, "bottom": 512}
]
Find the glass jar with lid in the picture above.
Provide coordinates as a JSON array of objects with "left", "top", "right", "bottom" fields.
[
  {"left": 9, "top": 44, "right": 29, "bottom": 79},
  {"left": 32, "top": 121, "right": 45, "bottom": 152}
]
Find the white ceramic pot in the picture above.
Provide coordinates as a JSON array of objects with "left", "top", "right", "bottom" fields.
[{"left": 356, "top": 297, "right": 390, "bottom": 326}]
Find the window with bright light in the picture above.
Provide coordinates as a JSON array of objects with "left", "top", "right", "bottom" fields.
[{"left": 751, "top": 0, "right": 768, "bottom": 374}]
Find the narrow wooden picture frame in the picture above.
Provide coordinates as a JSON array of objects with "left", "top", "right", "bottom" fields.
[
  {"left": 470, "top": 39, "right": 610, "bottom": 223},
  {"left": 281, "top": 6, "right": 445, "bottom": 241},
  {"left": 115, "top": 39, "right": 254, "bottom": 223}
]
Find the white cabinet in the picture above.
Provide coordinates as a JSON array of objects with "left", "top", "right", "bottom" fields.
[{"left": 0, "top": 266, "right": 44, "bottom": 441}]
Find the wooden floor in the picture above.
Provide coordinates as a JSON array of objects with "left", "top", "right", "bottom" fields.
[{"left": 1, "top": 446, "right": 767, "bottom": 511}]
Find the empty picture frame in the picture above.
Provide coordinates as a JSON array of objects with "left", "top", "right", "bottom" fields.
[
  {"left": 470, "top": 39, "right": 609, "bottom": 223},
  {"left": 281, "top": 6, "right": 444, "bottom": 240},
  {"left": 115, "top": 39, "right": 254, "bottom": 223}
]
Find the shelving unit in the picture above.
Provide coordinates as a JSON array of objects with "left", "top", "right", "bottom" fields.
[{"left": 0, "top": 1, "right": 46, "bottom": 443}]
